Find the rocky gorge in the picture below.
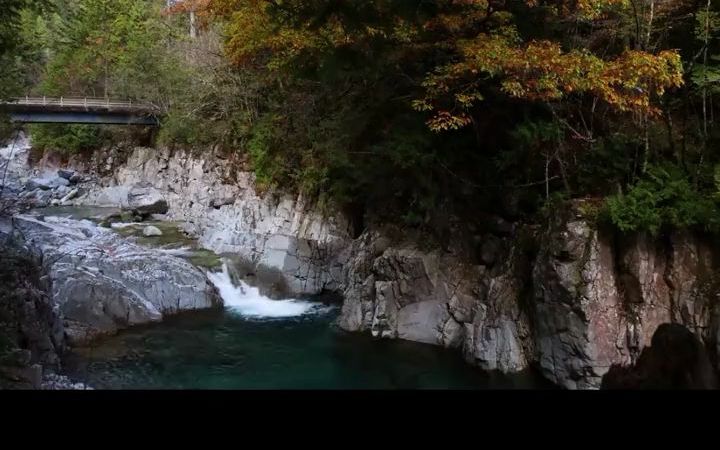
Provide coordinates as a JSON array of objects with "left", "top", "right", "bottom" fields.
[{"left": 2, "top": 133, "right": 719, "bottom": 389}]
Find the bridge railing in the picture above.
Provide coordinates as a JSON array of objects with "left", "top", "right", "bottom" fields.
[{"left": 8, "top": 96, "right": 149, "bottom": 109}]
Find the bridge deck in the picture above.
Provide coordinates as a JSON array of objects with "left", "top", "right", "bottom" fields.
[
  {"left": 1, "top": 97, "right": 159, "bottom": 125},
  {"left": 4, "top": 97, "right": 155, "bottom": 112}
]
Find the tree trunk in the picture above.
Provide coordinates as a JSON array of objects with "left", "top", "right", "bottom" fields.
[
  {"left": 190, "top": 11, "right": 197, "bottom": 39},
  {"left": 645, "top": 0, "right": 655, "bottom": 50}
]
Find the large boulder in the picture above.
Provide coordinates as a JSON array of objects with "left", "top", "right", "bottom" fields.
[
  {"left": 13, "top": 215, "right": 222, "bottom": 345},
  {"left": 34, "top": 189, "right": 53, "bottom": 206},
  {"left": 54, "top": 185, "right": 70, "bottom": 196},
  {"left": 57, "top": 169, "right": 82, "bottom": 185},
  {"left": 75, "top": 183, "right": 168, "bottom": 215},
  {"left": 127, "top": 183, "right": 168, "bottom": 215},
  {"left": 338, "top": 230, "right": 531, "bottom": 373},
  {"left": 77, "top": 185, "right": 131, "bottom": 206},
  {"left": 143, "top": 225, "right": 163, "bottom": 236},
  {"left": 26, "top": 176, "right": 69, "bottom": 191},
  {"left": 57, "top": 169, "right": 75, "bottom": 181},
  {"left": 601, "top": 323, "right": 718, "bottom": 389}
]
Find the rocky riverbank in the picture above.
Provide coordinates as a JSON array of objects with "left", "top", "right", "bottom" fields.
[
  {"left": 4, "top": 134, "right": 720, "bottom": 389},
  {"left": 69, "top": 146, "right": 352, "bottom": 298},
  {"left": 1, "top": 135, "right": 224, "bottom": 388},
  {"left": 337, "top": 209, "right": 720, "bottom": 389}
]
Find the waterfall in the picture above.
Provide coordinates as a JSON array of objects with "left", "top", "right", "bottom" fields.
[{"left": 207, "top": 262, "right": 330, "bottom": 318}]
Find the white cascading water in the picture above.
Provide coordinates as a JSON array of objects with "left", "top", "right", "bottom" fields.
[
  {"left": 207, "top": 262, "right": 328, "bottom": 318},
  {"left": 1, "top": 132, "right": 31, "bottom": 191},
  {"left": 110, "top": 222, "right": 146, "bottom": 229},
  {"left": 156, "top": 246, "right": 194, "bottom": 256}
]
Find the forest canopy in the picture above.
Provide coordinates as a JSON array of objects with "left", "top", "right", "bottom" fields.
[{"left": 4, "top": 0, "right": 720, "bottom": 237}]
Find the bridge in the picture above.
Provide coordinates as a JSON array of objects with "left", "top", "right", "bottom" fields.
[{"left": 0, "top": 97, "right": 160, "bottom": 126}]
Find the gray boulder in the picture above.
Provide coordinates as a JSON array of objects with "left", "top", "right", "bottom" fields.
[
  {"left": 26, "top": 176, "right": 69, "bottom": 191},
  {"left": 57, "top": 169, "right": 75, "bottom": 180},
  {"left": 13, "top": 215, "right": 222, "bottom": 345},
  {"left": 26, "top": 179, "right": 50, "bottom": 191},
  {"left": 143, "top": 225, "right": 163, "bottom": 237},
  {"left": 127, "top": 184, "right": 168, "bottom": 215},
  {"left": 20, "top": 189, "right": 36, "bottom": 199},
  {"left": 34, "top": 190, "right": 53, "bottom": 205}
]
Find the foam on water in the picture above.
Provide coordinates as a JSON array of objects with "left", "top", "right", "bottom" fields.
[
  {"left": 207, "top": 263, "right": 330, "bottom": 319},
  {"left": 156, "top": 246, "right": 194, "bottom": 256},
  {"left": 110, "top": 222, "right": 145, "bottom": 229}
]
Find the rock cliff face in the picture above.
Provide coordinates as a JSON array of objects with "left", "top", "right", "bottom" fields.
[
  {"left": 71, "top": 147, "right": 352, "bottom": 297},
  {"left": 337, "top": 229, "right": 534, "bottom": 374},
  {"left": 0, "top": 228, "right": 64, "bottom": 389},
  {"left": 52, "top": 145, "right": 719, "bottom": 389},
  {"left": 339, "top": 209, "right": 720, "bottom": 389}
]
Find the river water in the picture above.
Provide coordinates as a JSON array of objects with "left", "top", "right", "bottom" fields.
[
  {"left": 32, "top": 206, "right": 551, "bottom": 389},
  {"left": 62, "top": 308, "right": 551, "bottom": 389}
]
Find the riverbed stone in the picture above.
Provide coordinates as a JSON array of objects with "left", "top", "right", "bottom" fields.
[
  {"left": 26, "top": 179, "right": 49, "bottom": 191},
  {"left": 27, "top": 176, "right": 69, "bottom": 191},
  {"left": 12, "top": 215, "right": 222, "bottom": 344},
  {"left": 127, "top": 183, "right": 168, "bottom": 215},
  {"left": 143, "top": 225, "right": 163, "bottom": 236},
  {"left": 34, "top": 189, "right": 52, "bottom": 205}
]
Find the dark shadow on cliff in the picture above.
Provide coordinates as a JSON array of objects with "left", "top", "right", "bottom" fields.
[
  {"left": 0, "top": 235, "right": 63, "bottom": 389},
  {"left": 601, "top": 323, "right": 719, "bottom": 390}
]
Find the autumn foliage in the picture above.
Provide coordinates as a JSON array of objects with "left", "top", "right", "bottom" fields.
[
  {"left": 13, "top": 0, "right": 720, "bottom": 236},
  {"left": 180, "top": 0, "right": 685, "bottom": 132}
]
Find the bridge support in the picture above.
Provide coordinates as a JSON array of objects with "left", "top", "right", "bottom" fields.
[{"left": 9, "top": 112, "right": 159, "bottom": 126}]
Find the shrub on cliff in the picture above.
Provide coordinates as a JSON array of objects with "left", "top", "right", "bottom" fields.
[
  {"left": 606, "top": 164, "right": 720, "bottom": 235},
  {"left": 27, "top": 123, "right": 104, "bottom": 155}
]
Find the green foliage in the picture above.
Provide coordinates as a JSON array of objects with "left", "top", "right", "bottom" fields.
[
  {"left": 27, "top": 123, "right": 103, "bottom": 154},
  {"left": 8, "top": 0, "right": 720, "bottom": 241},
  {"left": 0, "top": 1, "right": 51, "bottom": 99},
  {"left": 157, "top": 111, "right": 206, "bottom": 148},
  {"left": 39, "top": 0, "right": 189, "bottom": 101},
  {"left": 247, "top": 114, "right": 287, "bottom": 190},
  {"left": 606, "top": 165, "right": 720, "bottom": 235},
  {"left": 691, "top": 56, "right": 720, "bottom": 94}
]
